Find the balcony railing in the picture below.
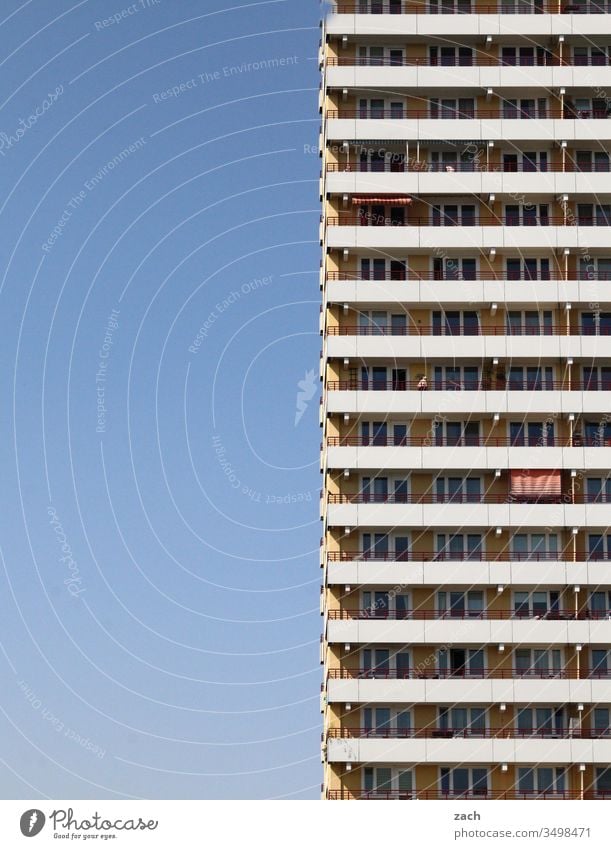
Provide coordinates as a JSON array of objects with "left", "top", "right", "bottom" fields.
[
  {"left": 327, "top": 434, "right": 609, "bottom": 448},
  {"left": 327, "top": 490, "right": 611, "bottom": 503},
  {"left": 327, "top": 726, "right": 610, "bottom": 738},
  {"left": 327, "top": 607, "right": 608, "bottom": 619},
  {"left": 327, "top": 108, "right": 607, "bottom": 119},
  {"left": 326, "top": 323, "right": 611, "bottom": 336},
  {"left": 326, "top": 549, "right": 611, "bottom": 561},
  {"left": 326, "top": 214, "right": 608, "bottom": 227},
  {"left": 326, "top": 270, "right": 611, "bottom": 280},
  {"left": 327, "top": 161, "right": 611, "bottom": 173},
  {"left": 327, "top": 56, "right": 611, "bottom": 67},
  {"left": 326, "top": 378, "right": 611, "bottom": 391},
  {"left": 332, "top": 1, "right": 611, "bottom": 13},
  {"left": 327, "top": 789, "right": 605, "bottom": 800},
  {"left": 327, "top": 666, "right": 611, "bottom": 679}
]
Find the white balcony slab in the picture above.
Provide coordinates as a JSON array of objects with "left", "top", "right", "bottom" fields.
[
  {"left": 326, "top": 501, "right": 603, "bottom": 529},
  {"left": 326, "top": 559, "right": 611, "bottom": 587},
  {"left": 326, "top": 617, "right": 604, "bottom": 645},
  {"left": 327, "top": 171, "right": 611, "bottom": 198},
  {"left": 326, "top": 389, "right": 611, "bottom": 420},
  {"left": 326, "top": 736, "right": 611, "bottom": 764},
  {"left": 326, "top": 335, "right": 611, "bottom": 360},
  {"left": 326, "top": 13, "right": 611, "bottom": 39},
  {"left": 327, "top": 118, "right": 611, "bottom": 144},
  {"left": 327, "top": 65, "right": 611, "bottom": 92},
  {"left": 326, "top": 224, "right": 611, "bottom": 251},
  {"left": 326, "top": 676, "right": 609, "bottom": 705},
  {"left": 325, "top": 280, "right": 611, "bottom": 308}
]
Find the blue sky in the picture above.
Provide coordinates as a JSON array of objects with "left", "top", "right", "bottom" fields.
[{"left": 0, "top": 0, "right": 322, "bottom": 799}]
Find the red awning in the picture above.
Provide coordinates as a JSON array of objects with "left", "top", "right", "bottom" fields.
[
  {"left": 352, "top": 196, "right": 413, "bottom": 205},
  {"left": 510, "top": 470, "right": 561, "bottom": 496}
]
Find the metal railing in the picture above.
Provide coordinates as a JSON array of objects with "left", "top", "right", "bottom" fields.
[
  {"left": 325, "top": 378, "right": 611, "bottom": 391},
  {"left": 327, "top": 108, "right": 607, "bottom": 119},
  {"left": 327, "top": 789, "right": 605, "bottom": 800},
  {"left": 327, "top": 490, "right": 611, "bottom": 503},
  {"left": 326, "top": 666, "right": 611, "bottom": 678},
  {"left": 327, "top": 55, "right": 611, "bottom": 67},
  {"left": 326, "top": 270, "right": 611, "bottom": 280},
  {"left": 326, "top": 161, "right": 611, "bottom": 173},
  {"left": 327, "top": 726, "right": 610, "bottom": 738},
  {"left": 326, "top": 550, "right": 611, "bottom": 562},
  {"left": 326, "top": 607, "right": 609, "bottom": 619},
  {"left": 333, "top": 1, "right": 611, "bottom": 12},
  {"left": 326, "top": 323, "right": 611, "bottom": 336},
  {"left": 326, "top": 214, "right": 609, "bottom": 226},
  {"left": 326, "top": 435, "right": 607, "bottom": 447}
]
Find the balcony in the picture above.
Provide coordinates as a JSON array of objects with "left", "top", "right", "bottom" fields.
[
  {"left": 327, "top": 726, "right": 609, "bottom": 738},
  {"left": 327, "top": 489, "right": 611, "bottom": 502},
  {"left": 326, "top": 726, "right": 611, "bottom": 767},
  {"left": 326, "top": 60, "right": 611, "bottom": 95},
  {"left": 326, "top": 789, "right": 601, "bottom": 800},
  {"left": 327, "top": 549, "right": 611, "bottom": 562},
  {"left": 326, "top": 669, "right": 611, "bottom": 705},
  {"left": 325, "top": 324, "right": 611, "bottom": 361},
  {"left": 326, "top": 558, "right": 611, "bottom": 588},
  {"left": 325, "top": 385, "right": 611, "bottom": 417},
  {"left": 326, "top": 378, "right": 611, "bottom": 391},
  {"left": 330, "top": 1, "right": 611, "bottom": 13}
]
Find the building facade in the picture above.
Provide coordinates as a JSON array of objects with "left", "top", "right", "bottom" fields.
[{"left": 319, "top": 0, "right": 611, "bottom": 800}]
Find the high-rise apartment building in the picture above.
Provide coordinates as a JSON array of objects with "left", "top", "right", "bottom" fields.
[{"left": 320, "top": 0, "right": 611, "bottom": 800}]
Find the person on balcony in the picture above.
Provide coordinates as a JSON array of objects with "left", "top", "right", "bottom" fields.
[{"left": 418, "top": 375, "right": 428, "bottom": 390}]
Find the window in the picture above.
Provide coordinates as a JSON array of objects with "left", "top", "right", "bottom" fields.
[
  {"left": 516, "top": 707, "right": 564, "bottom": 736},
  {"left": 432, "top": 310, "right": 479, "bottom": 336},
  {"left": 432, "top": 204, "right": 476, "bottom": 226},
  {"left": 363, "top": 590, "right": 410, "bottom": 618},
  {"left": 584, "top": 421, "right": 611, "bottom": 447},
  {"left": 509, "top": 421, "right": 555, "bottom": 447},
  {"left": 504, "top": 203, "right": 549, "bottom": 226},
  {"left": 578, "top": 258, "right": 611, "bottom": 280},
  {"left": 440, "top": 767, "right": 488, "bottom": 798},
  {"left": 438, "top": 647, "right": 485, "bottom": 677},
  {"left": 438, "top": 707, "right": 486, "bottom": 736},
  {"left": 514, "top": 648, "right": 562, "bottom": 677},
  {"left": 585, "top": 478, "right": 611, "bottom": 503},
  {"left": 506, "top": 258, "right": 550, "bottom": 280},
  {"left": 595, "top": 767, "right": 611, "bottom": 798},
  {"left": 589, "top": 590, "right": 611, "bottom": 616},
  {"left": 511, "top": 532, "right": 558, "bottom": 559},
  {"left": 435, "top": 533, "right": 483, "bottom": 561},
  {"left": 594, "top": 708, "right": 611, "bottom": 736},
  {"left": 577, "top": 203, "right": 611, "bottom": 225},
  {"left": 506, "top": 310, "right": 553, "bottom": 335},
  {"left": 429, "top": 45, "right": 474, "bottom": 66},
  {"left": 432, "top": 257, "right": 477, "bottom": 279},
  {"left": 362, "top": 649, "right": 410, "bottom": 679},
  {"left": 513, "top": 591, "right": 560, "bottom": 618},
  {"left": 580, "top": 311, "right": 611, "bottom": 335},
  {"left": 434, "top": 420, "right": 480, "bottom": 446},
  {"left": 435, "top": 476, "right": 481, "bottom": 503},
  {"left": 437, "top": 590, "right": 484, "bottom": 618},
  {"left": 583, "top": 366, "right": 611, "bottom": 390},
  {"left": 363, "top": 768, "right": 413, "bottom": 798},
  {"left": 362, "top": 707, "right": 412, "bottom": 736},
  {"left": 507, "top": 366, "right": 554, "bottom": 390},
  {"left": 429, "top": 98, "right": 474, "bottom": 119},
  {"left": 575, "top": 150, "right": 611, "bottom": 172},
  {"left": 434, "top": 365, "right": 480, "bottom": 390},
  {"left": 588, "top": 534, "right": 611, "bottom": 561},
  {"left": 517, "top": 767, "right": 566, "bottom": 797},
  {"left": 592, "top": 649, "right": 611, "bottom": 677},
  {"left": 503, "top": 98, "right": 547, "bottom": 119}
]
